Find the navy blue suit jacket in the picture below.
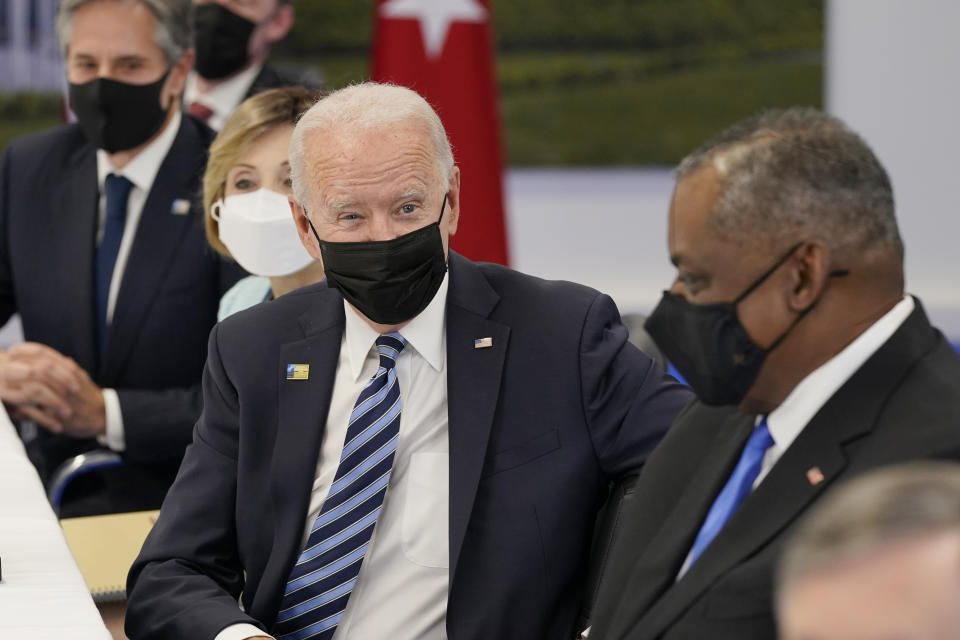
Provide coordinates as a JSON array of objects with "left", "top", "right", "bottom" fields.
[
  {"left": 126, "top": 252, "right": 692, "bottom": 639},
  {"left": 0, "top": 117, "right": 243, "bottom": 511}
]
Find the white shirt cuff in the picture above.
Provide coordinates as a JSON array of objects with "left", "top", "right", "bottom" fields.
[
  {"left": 96, "top": 388, "right": 125, "bottom": 451},
  {"left": 213, "top": 623, "right": 273, "bottom": 640}
]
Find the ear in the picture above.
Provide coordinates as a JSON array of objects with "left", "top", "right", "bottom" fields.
[
  {"left": 786, "top": 240, "right": 832, "bottom": 313},
  {"left": 445, "top": 165, "right": 461, "bottom": 237},
  {"left": 163, "top": 49, "right": 195, "bottom": 110},
  {"left": 263, "top": 4, "right": 294, "bottom": 44},
  {"left": 290, "top": 196, "right": 323, "bottom": 261}
]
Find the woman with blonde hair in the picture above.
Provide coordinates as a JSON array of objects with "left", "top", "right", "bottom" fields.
[{"left": 204, "top": 86, "right": 327, "bottom": 320}]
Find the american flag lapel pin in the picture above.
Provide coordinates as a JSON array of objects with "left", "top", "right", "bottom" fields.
[
  {"left": 474, "top": 337, "right": 493, "bottom": 349},
  {"left": 171, "top": 199, "right": 191, "bottom": 215},
  {"left": 806, "top": 467, "right": 825, "bottom": 486}
]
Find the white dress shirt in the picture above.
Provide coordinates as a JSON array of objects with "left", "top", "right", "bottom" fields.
[
  {"left": 218, "top": 275, "right": 451, "bottom": 640},
  {"left": 94, "top": 111, "right": 182, "bottom": 452},
  {"left": 183, "top": 64, "right": 263, "bottom": 131},
  {"left": 755, "top": 294, "right": 915, "bottom": 485},
  {"left": 675, "top": 294, "right": 916, "bottom": 580}
]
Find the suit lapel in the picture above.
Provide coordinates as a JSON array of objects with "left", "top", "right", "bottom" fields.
[
  {"left": 100, "top": 120, "right": 206, "bottom": 381},
  {"left": 633, "top": 302, "right": 939, "bottom": 639},
  {"left": 49, "top": 142, "right": 100, "bottom": 373},
  {"left": 607, "top": 410, "right": 754, "bottom": 638},
  {"left": 637, "top": 428, "right": 846, "bottom": 637},
  {"left": 444, "top": 253, "right": 510, "bottom": 583},
  {"left": 258, "top": 294, "right": 345, "bottom": 624}
]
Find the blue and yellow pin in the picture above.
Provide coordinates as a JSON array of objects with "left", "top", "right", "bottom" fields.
[{"left": 286, "top": 363, "right": 310, "bottom": 380}]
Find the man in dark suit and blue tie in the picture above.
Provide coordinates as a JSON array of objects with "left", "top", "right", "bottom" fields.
[
  {"left": 0, "top": 0, "right": 241, "bottom": 515},
  {"left": 588, "top": 108, "right": 960, "bottom": 640},
  {"left": 125, "top": 82, "right": 692, "bottom": 640}
]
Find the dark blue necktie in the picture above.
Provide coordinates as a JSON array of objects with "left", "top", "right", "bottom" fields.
[
  {"left": 685, "top": 418, "right": 774, "bottom": 570},
  {"left": 96, "top": 173, "right": 132, "bottom": 353},
  {"left": 273, "top": 332, "right": 407, "bottom": 640}
]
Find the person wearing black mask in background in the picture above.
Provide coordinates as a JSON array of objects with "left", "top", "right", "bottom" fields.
[
  {"left": 185, "top": 0, "right": 304, "bottom": 131},
  {"left": 0, "top": 0, "right": 243, "bottom": 517},
  {"left": 587, "top": 108, "right": 960, "bottom": 640}
]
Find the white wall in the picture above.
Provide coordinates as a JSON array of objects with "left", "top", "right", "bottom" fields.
[
  {"left": 827, "top": 0, "right": 960, "bottom": 338},
  {"left": 505, "top": 168, "right": 676, "bottom": 316},
  {"left": 0, "top": 0, "right": 63, "bottom": 91}
]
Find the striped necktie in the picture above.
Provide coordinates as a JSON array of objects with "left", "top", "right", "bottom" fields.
[{"left": 273, "top": 332, "right": 407, "bottom": 640}]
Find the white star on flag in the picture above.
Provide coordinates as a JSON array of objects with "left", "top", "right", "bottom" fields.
[{"left": 379, "top": 0, "right": 488, "bottom": 59}]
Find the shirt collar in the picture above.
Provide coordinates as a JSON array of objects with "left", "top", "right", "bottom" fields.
[
  {"left": 764, "top": 294, "right": 915, "bottom": 450},
  {"left": 96, "top": 110, "right": 182, "bottom": 193},
  {"left": 344, "top": 272, "right": 449, "bottom": 382},
  {"left": 183, "top": 64, "right": 263, "bottom": 124}
]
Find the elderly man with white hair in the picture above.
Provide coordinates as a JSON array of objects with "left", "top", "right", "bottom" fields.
[{"left": 126, "top": 82, "right": 691, "bottom": 640}]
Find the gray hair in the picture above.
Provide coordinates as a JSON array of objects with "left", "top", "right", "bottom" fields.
[
  {"left": 777, "top": 462, "right": 960, "bottom": 604},
  {"left": 56, "top": 0, "right": 193, "bottom": 65},
  {"left": 677, "top": 107, "right": 902, "bottom": 258},
  {"left": 289, "top": 82, "right": 455, "bottom": 209}
]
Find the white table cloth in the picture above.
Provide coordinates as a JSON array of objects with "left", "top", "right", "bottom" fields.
[{"left": 0, "top": 405, "right": 111, "bottom": 639}]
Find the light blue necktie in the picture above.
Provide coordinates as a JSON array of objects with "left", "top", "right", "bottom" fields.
[
  {"left": 685, "top": 418, "right": 774, "bottom": 569},
  {"left": 273, "top": 333, "right": 407, "bottom": 640},
  {"left": 96, "top": 173, "right": 132, "bottom": 354}
]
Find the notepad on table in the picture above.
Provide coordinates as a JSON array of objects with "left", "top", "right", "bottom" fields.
[{"left": 60, "top": 509, "right": 159, "bottom": 602}]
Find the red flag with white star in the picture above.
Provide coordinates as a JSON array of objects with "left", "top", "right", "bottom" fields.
[{"left": 372, "top": 0, "right": 509, "bottom": 265}]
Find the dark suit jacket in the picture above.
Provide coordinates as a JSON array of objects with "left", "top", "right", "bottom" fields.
[
  {"left": 245, "top": 62, "right": 318, "bottom": 98},
  {"left": 0, "top": 116, "right": 243, "bottom": 513},
  {"left": 125, "top": 252, "right": 693, "bottom": 640},
  {"left": 590, "top": 301, "right": 960, "bottom": 640}
]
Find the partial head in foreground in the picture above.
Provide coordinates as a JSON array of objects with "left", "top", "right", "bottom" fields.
[
  {"left": 645, "top": 108, "right": 907, "bottom": 412},
  {"left": 288, "top": 82, "right": 460, "bottom": 330},
  {"left": 777, "top": 462, "right": 960, "bottom": 640}
]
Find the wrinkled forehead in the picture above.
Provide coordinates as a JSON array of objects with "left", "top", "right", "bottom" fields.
[
  {"left": 302, "top": 121, "right": 446, "bottom": 206},
  {"left": 68, "top": 0, "right": 163, "bottom": 55}
]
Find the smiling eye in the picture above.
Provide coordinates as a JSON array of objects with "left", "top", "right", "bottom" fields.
[{"left": 233, "top": 178, "right": 255, "bottom": 190}]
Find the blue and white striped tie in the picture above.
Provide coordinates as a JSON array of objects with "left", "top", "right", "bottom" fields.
[{"left": 273, "top": 332, "right": 407, "bottom": 640}]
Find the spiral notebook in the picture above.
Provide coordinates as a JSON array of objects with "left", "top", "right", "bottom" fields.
[{"left": 60, "top": 510, "right": 160, "bottom": 602}]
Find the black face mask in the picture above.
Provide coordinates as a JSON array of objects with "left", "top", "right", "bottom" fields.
[
  {"left": 69, "top": 73, "right": 171, "bottom": 153},
  {"left": 645, "top": 242, "right": 849, "bottom": 407},
  {"left": 307, "top": 197, "right": 449, "bottom": 325},
  {"left": 193, "top": 3, "right": 256, "bottom": 80}
]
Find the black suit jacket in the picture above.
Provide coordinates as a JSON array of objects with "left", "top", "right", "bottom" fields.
[
  {"left": 125, "top": 252, "right": 693, "bottom": 640},
  {"left": 0, "top": 116, "right": 243, "bottom": 512},
  {"left": 590, "top": 301, "right": 960, "bottom": 640},
  {"left": 245, "top": 62, "right": 317, "bottom": 98}
]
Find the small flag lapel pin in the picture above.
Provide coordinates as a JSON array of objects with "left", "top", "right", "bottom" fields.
[
  {"left": 171, "top": 199, "right": 191, "bottom": 215},
  {"left": 286, "top": 364, "right": 310, "bottom": 380},
  {"left": 474, "top": 337, "right": 493, "bottom": 349},
  {"left": 806, "top": 467, "right": 825, "bottom": 486}
]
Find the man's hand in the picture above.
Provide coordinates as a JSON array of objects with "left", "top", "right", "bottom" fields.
[
  {"left": 1, "top": 343, "right": 106, "bottom": 437},
  {"left": 0, "top": 344, "right": 79, "bottom": 431}
]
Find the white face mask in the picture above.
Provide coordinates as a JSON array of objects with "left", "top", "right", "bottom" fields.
[{"left": 212, "top": 189, "right": 315, "bottom": 277}]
